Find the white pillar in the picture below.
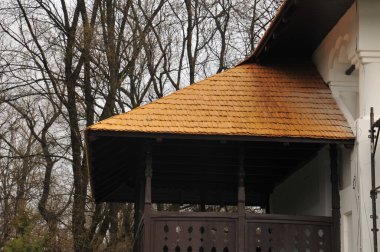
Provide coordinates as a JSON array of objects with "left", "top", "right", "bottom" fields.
[
  {"left": 354, "top": 0, "right": 380, "bottom": 249},
  {"left": 354, "top": 53, "right": 380, "bottom": 252},
  {"left": 358, "top": 61, "right": 380, "bottom": 117}
]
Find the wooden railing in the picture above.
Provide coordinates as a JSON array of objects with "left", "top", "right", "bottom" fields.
[
  {"left": 151, "top": 212, "right": 238, "bottom": 252},
  {"left": 135, "top": 212, "right": 332, "bottom": 252},
  {"left": 245, "top": 214, "right": 332, "bottom": 252}
]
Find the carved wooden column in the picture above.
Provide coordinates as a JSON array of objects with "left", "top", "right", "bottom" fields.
[
  {"left": 238, "top": 146, "right": 246, "bottom": 252},
  {"left": 133, "top": 167, "right": 145, "bottom": 252},
  {"left": 330, "top": 144, "right": 341, "bottom": 252},
  {"left": 143, "top": 144, "right": 153, "bottom": 252}
]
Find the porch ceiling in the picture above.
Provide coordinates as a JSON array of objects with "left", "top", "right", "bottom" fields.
[{"left": 87, "top": 136, "right": 324, "bottom": 205}]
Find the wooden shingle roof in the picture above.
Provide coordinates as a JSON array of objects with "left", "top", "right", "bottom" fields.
[{"left": 87, "top": 63, "right": 354, "bottom": 141}]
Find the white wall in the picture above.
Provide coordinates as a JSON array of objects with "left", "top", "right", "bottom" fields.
[
  {"left": 313, "top": 1, "right": 380, "bottom": 251},
  {"left": 313, "top": 4, "right": 359, "bottom": 128},
  {"left": 357, "top": 0, "right": 380, "bottom": 52},
  {"left": 270, "top": 146, "right": 332, "bottom": 217},
  {"left": 339, "top": 146, "right": 358, "bottom": 252}
]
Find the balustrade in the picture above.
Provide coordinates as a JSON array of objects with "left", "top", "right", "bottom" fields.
[{"left": 135, "top": 212, "right": 332, "bottom": 252}]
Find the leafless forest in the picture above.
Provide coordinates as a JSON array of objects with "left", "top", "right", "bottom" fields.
[{"left": 0, "top": 0, "right": 280, "bottom": 250}]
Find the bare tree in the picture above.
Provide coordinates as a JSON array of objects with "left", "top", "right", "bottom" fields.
[{"left": 0, "top": 0, "right": 281, "bottom": 250}]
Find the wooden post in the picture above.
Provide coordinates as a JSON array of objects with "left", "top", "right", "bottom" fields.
[
  {"left": 133, "top": 170, "right": 145, "bottom": 252},
  {"left": 238, "top": 146, "right": 246, "bottom": 252},
  {"left": 143, "top": 144, "right": 153, "bottom": 252},
  {"left": 265, "top": 193, "right": 271, "bottom": 214},
  {"left": 330, "top": 144, "right": 341, "bottom": 252}
]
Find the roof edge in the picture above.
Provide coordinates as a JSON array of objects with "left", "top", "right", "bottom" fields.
[
  {"left": 86, "top": 130, "right": 355, "bottom": 145},
  {"left": 238, "top": 0, "right": 297, "bottom": 65},
  {"left": 84, "top": 130, "right": 97, "bottom": 201}
]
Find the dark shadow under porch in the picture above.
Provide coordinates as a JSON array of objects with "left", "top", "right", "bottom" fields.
[{"left": 86, "top": 135, "right": 342, "bottom": 252}]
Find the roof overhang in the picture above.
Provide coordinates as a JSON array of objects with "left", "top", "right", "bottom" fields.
[
  {"left": 87, "top": 130, "right": 355, "bottom": 145},
  {"left": 240, "top": 0, "right": 356, "bottom": 64}
]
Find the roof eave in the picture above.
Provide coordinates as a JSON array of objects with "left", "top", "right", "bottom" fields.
[
  {"left": 86, "top": 129, "right": 355, "bottom": 145},
  {"left": 238, "top": 0, "right": 296, "bottom": 65}
]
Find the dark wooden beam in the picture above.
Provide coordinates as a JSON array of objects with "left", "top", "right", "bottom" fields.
[
  {"left": 238, "top": 145, "right": 246, "bottom": 252},
  {"left": 152, "top": 154, "right": 313, "bottom": 165},
  {"left": 133, "top": 144, "right": 146, "bottom": 241},
  {"left": 88, "top": 130, "right": 355, "bottom": 144},
  {"left": 153, "top": 164, "right": 297, "bottom": 172},
  {"left": 154, "top": 170, "right": 285, "bottom": 177},
  {"left": 143, "top": 142, "right": 152, "bottom": 252},
  {"left": 153, "top": 140, "right": 322, "bottom": 150},
  {"left": 330, "top": 144, "right": 341, "bottom": 252},
  {"left": 150, "top": 177, "right": 278, "bottom": 186}
]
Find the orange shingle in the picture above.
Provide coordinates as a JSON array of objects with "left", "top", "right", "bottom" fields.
[{"left": 87, "top": 63, "right": 354, "bottom": 140}]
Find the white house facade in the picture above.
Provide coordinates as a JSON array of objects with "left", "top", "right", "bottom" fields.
[
  {"left": 271, "top": 1, "right": 380, "bottom": 251},
  {"left": 315, "top": 1, "right": 380, "bottom": 251}
]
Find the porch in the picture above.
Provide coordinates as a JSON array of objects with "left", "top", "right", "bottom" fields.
[
  {"left": 87, "top": 136, "right": 342, "bottom": 252},
  {"left": 85, "top": 62, "right": 354, "bottom": 252}
]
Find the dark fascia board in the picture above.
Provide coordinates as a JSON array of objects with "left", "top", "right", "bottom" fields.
[
  {"left": 238, "top": 0, "right": 296, "bottom": 65},
  {"left": 86, "top": 129, "right": 355, "bottom": 145},
  {"left": 239, "top": 0, "right": 355, "bottom": 65},
  {"left": 84, "top": 130, "right": 98, "bottom": 201}
]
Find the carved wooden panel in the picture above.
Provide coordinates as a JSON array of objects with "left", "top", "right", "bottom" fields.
[
  {"left": 246, "top": 218, "right": 332, "bottom": 252},
  {"left": 139, "top": 213, "right": 333, "bottom": 252},
  {"left": 152, "top": 217, "right": 237, "bottom": 252}
]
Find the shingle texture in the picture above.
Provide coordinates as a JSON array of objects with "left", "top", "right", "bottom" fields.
[{"left": 87, "top": 63, "right": 354, "bottom": 140}]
